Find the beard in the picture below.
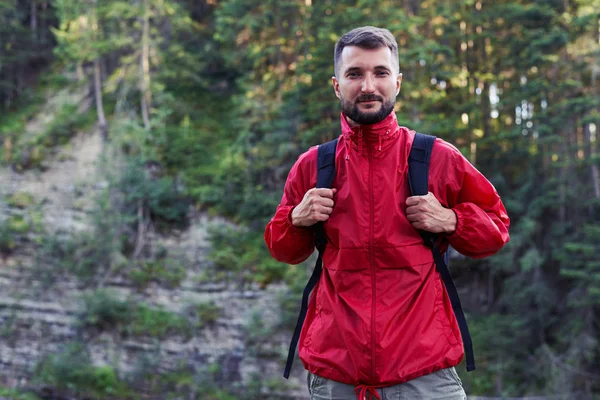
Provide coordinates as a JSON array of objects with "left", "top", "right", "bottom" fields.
[{"left": 341, "top": 94, "right": 396, "bottom": 125}]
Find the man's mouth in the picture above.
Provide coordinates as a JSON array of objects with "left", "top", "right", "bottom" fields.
[{"left": 357, "top": 97, "right": 381, "bottom": 103}]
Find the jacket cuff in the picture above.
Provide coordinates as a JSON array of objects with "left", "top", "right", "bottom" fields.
[
  {"left": 445, "top": 208, "right": 463, "bottom": 239},
  {"left": 285, "top": 206, "right": 312, "bottom": 234}
]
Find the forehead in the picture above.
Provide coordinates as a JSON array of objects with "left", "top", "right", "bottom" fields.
[{"left": 339, "top": 46, "right": 395, "bottom": 72}]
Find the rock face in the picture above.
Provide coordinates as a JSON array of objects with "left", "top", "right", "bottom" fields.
[{"left": 0, "top": 125, "right": 309, "bottom": 398}]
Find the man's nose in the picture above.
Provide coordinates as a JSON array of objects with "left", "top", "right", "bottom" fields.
[{"left": 361, "top": 74, "right": 375, "bottom": 93}]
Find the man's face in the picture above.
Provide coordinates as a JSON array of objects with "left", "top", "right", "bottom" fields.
[{"left": 332, "top": 46, "right": 402, "bottom": 125}]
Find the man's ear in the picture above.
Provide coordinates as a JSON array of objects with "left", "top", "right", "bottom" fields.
[
  {"left": 332, "top": 76, "right": 341, "bottom": 99},
  {"left": 396, "top": 73, "right": 403, "bottom": 96}
]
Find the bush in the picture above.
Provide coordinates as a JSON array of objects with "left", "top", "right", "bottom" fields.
[
  {"left": 34, "top": 343, "right": 132, "bottom": 399},
  {"left": 128, "top": 303, "right": 193, "bottom": 340},
  {"left": 191, "top": 301, "right": 221, "bottom": 328},
  {"left": 0, "top": 197, "right": 43, "bottom": 255},
  {"left": 115, "top": 157, "right": 190, "bottom": 232},
  {"left": 7, "top": 103, "right": 95, "bottom": 171},
  {"left": 208, "top": 224, "right": 286, "bottom": 287},
  {"left": 0, "top": 221, "right": 17, "bottom": 255},
  {"left": 80, "top": 289, "right": 131, "bottom": 331},
  {"left": 34, "top": 230, "right": 113, "bottom": 285},
  {"left": 0, "top": 387, "right": 41, "bottom": 400},
  {"left": 79, "top": 290, "right": 193, "bottom": 340},
  {"left": 128, "top": 258, "right": 187, "bottom": 289},
  {"left": 7, "top": 192, "right": 35, "bottom": 208}
]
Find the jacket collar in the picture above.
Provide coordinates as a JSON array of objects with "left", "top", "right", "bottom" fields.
[{"left": 340, "top": 111, "right": 400, "bottom": 158}]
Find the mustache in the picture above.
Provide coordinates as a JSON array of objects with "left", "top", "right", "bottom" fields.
[{"left": 356, "top": 95, "right": 383, "bottom": 102}]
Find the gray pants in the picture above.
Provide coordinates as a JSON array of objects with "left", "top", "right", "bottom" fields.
[{"left": 307, "top": 367, "right": 466, "bottom": 400}]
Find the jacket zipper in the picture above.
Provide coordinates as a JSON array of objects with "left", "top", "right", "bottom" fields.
[{"left": 368, "top": 134, "right": 376, "bottom": 381}]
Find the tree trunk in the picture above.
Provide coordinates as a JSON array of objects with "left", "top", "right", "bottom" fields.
[
  {"left": 40, "top": 1, "right": 47, "bottom": 44},
  {"left": 94, "top": 58, "right": 108, "bottom": 140},
  {"left": 590, "top": 63, "right": 600, "bottom": 201},
  {"left": 31, "top": 0, "right": 37, "bottom": 42},
  {"left": 140, "top": 0, "right": 152, "bottom": 130},
  {"left": 133, "top": 200, "right": 147, "bottom": 259}
]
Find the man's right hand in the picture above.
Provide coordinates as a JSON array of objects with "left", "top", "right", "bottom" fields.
[{"left": 291, "top": 188, "right": 337, "bottom": 227}]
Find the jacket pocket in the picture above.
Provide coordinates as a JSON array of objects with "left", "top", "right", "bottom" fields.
[{"left": 433, "top": 272, "right": 459, "bottom": 345}]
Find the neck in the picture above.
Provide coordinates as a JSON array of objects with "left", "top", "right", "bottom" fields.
[{"left": 345, "top": 115, "right": 359, "bottom": 127}]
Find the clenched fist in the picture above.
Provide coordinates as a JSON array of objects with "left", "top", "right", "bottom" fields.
[
  {"left": 406, "top": 192, "right": 457, "bottom": 234},
  {"left": 291, "top": 188, "right": 337, "bottom": 227}
]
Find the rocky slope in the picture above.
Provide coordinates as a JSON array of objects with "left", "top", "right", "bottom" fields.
[{"left": 0, "top": 90, "right": 308, "bottom": 399}]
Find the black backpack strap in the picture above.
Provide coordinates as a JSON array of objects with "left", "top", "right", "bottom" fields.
[
  {"left": 408, "top": 133, "right": 475, "bottom": 372},
  {"left": 284, "top": 138, "right": 338, "bottom": 379}
]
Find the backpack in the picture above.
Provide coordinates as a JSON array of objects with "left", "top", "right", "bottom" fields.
[{"left": 283, "top": 133, "right": 475, "bottom": 379}]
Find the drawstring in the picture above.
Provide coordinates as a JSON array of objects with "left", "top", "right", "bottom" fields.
[
  {"left": 354, "top": 385, "right": 381, "bottom": 400},
  {"left": 378, "top": 134, "right": 382, "bottom": 151}
]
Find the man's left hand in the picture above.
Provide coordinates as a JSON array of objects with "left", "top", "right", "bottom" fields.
[{"left": 406, "top": 192, "right": 457, "bottom": 234}]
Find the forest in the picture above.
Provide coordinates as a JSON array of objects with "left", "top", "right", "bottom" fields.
[{"left": 0, "top": 0, "right": 598, "bottom": 399}]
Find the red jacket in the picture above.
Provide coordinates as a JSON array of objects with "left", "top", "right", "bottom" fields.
[{"left": 264, "top": 111, "right": 510, "bottom": 390}]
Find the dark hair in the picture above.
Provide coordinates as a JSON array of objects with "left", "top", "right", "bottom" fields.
[{"left": 334, "top": 26, "right": 399, "bottom": 78}]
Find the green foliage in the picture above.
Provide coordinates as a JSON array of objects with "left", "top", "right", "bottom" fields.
[
  {"left": 191, "top": 301, "right": 221, "bottom": 328},
  {"left": 6, "top": 192, "right": 35, "bottom": 209},
  {"left": 128, "top": 258, "right": 187, "bottom": 289},
  {"left": 80, "top": 289, "right": 131, "bottom": 331},
  {"left": 111, "top": 156, "right": 190, "bottom": 231},
  {"left": 2, "top": 0, "right": 599, "bottom": 397},
  {"left": 0, "top": 387, "right": 41, "bottom": 400},
  {"left": 128, "top": 303, "right": 193, "bottom": 340},
  {"left": 0, "top": 221, "right": 17, "bottom": 255},
  {"left": 34, "top": 229, "right": 113, "bottom": 285},
  {"left": 8, "top": 102, "right": 95, "bottom": 171},
  {"left": 276, "top": 263, "right": 311, "bottom": 331},
  {"left": 243, "top": 309, "right": 278, "bottom": 359},
  {"left": 6, "top": 215, "right": 30, "bottom": 235},
  {"left": 208, "top": 224, "right": 285, "bottom": 287},
  {"left": 33, "top": 153, "right": 191, "bottom": 285},
  {"left": 0, "top": 1, "right": 56, "bottom": 112},
  {"left": 34, "top": 343, "right": 133, "bottom": 399},
  {"left": 0, "top": 193, "right": 45, "bottom": 255},
  {"left": 557, "top": 224, "right": 600, "bottom": 306},
  {"left": 80, "top": 290, "right": 193, "bottom": 340}
]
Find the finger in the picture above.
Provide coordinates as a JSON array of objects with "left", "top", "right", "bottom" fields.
[
  {"left": 406, "top": 214, "right": 422, "bottom": 223},
  {"left": 314, "top": 188, "right": 336, "bottom": 198},
  {"left": 406, "top": 196, "right": 424, "bottom": 206},
  {"left": 319, "top": 198, "right": 334, "bottom": 208},
  {"left": 319, "top": 205, "right": 333, "bottom": 215},
  {"left": 411, "top": 221, "right": 425, "bottom": 230},
  {"left": 405, "top": 205, "right": 420, "bottom": 215},
  {"left": 316, "top": 213, "right": 330, "bottom": 222}
]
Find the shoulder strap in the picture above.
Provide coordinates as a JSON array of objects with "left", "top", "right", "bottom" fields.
[
  {"left": 316, "top": 138, "right": 338, "bottom": 188},
  {"left": 408, "top": 132, "right": 476, "bottom": 372},
  {"left": 408, "top": 132, "right": 435, "bottom": 196},
  {"left": 283, "top": 138, "right": 338, "bottom": 379}
]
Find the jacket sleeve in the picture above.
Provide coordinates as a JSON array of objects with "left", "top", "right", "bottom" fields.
[
  {"left": 433, "top": 141, "right": 510, "bottom": 259},
  {"left": 264, "top": 149, "right": 316, "bottom": 265}
]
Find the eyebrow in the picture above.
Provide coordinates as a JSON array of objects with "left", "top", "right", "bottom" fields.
[{"left": 344, "top": 65, "right": 392, "bottom": 74}]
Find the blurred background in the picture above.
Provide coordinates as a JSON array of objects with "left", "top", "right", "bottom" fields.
[{"left": 0, "top": 0, "right": 598, "bottom": 399}]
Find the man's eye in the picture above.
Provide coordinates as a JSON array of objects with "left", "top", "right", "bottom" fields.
[
  {"left": 347, "top": 73, "right": 359, "bottom": 77},
  {"left": 377, "top": 71, "right": 389, "bottom": 76}
]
